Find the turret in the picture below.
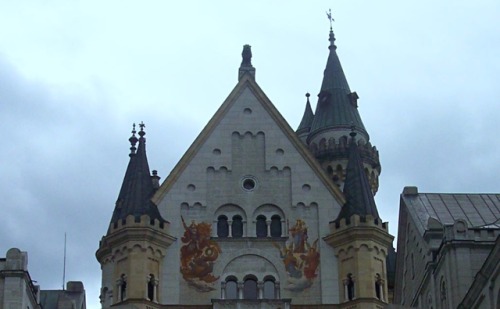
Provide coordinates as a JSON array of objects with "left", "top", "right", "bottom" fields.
[
  {"left": 296, "top": 93, "right": 314, "bottom": 143},
  {"left": 324, "top": 131, "right": 393, "bottom": 308},
  {"left": 299, "top": 25, "right": 381, "bottom": 194},
  {"left": 96, "top": 123, "right": 175, "bottom": 309}
]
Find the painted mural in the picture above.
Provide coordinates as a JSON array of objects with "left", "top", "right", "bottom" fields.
[
  {"left": 180, "top": 216, "right": 221, "bottom": 292},
  {"left": 274, "top": 219, "right": 320, "bottom": 291}
]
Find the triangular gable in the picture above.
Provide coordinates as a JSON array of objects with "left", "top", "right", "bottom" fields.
[{"left": 152, "top": 72, "right": 345, "bottom": 205}]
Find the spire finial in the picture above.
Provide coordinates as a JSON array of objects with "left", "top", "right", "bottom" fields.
[
  {"left": 138, "top": 121, "right": 146, "bottom": 138},
  {"left": 306, "top": 92, "right": 310, "bottom": 103},
  {"left": 326, "top": 9, "right": 336, "bottom": 49},
  {"left": 129, "top": 123, "right": 138, "bottom": 156},
  {"left": 326, "top": 9, "right": 334, "bottom": 30}
]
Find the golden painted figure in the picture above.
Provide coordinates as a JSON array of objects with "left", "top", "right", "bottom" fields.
[{"left": 275, "top": 219, "right": 320, "bottom": 291}]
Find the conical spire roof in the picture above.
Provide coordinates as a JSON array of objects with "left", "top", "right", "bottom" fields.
[
  {"left": 309, "top": 28, "right": 367, "bottom": 139},
  {"left": 296, "top": 93, "right": 314, "bottom": 135},
  {"left": 335, "top": 131, "right": 379, "bottom": 223},
  {"left": 110, "top": 123, "right": 165, "bottom": 225}
]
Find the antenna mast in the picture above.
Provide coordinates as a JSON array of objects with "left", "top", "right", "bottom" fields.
[{"left": 62, "top": 233, "right": 67, "bottom": 290}]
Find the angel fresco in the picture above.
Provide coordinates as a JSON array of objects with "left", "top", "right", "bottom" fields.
[
  {"left": 180, "top": 216, "right": 221, "bottom": 292},
  {"left": 275, "top": 219, "right": 320, "bottom": 291}
]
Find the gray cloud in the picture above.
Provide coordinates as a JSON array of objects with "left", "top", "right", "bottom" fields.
[{"left": 1, "top": 2, "right": 499, "bottom": 309}]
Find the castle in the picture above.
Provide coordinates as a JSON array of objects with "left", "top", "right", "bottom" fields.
[
  {"left": 3, "top": 21, "right": 498, "bottom": 309},
  {"left": 95, "top": 25, "right": 394, "bottom": 309}
]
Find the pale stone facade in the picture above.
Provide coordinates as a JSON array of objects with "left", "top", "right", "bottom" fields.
[
  {"left": 154, "top": 79, "right": 344, "bottom": 305},
  {"left": 0, "top": 248, "right": 86, "bottom": 309},
  {"left": 0, "top": 248, "right": 40, "bottom": 309}
]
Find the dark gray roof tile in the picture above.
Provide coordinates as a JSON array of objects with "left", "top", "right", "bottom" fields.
[{"left": 402, "top": 193, "right": 500, "bottom": 235}]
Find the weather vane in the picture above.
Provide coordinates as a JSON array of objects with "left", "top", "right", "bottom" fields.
[{"left": 326, "top": 9, "right": 334, "bottom": 29}]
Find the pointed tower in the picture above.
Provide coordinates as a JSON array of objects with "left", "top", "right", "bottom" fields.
[
  {"left": 296, "top": 93, "right": 314, "bottom": 143},
  {"left": 96, "top": 123, "right": 175, "bottom": 309},
  {"left": 324, "top": 131, "right": 393, "bottom": 308},
  {"left": 301, "top": 26, "right": 381, "bottom": 194}
]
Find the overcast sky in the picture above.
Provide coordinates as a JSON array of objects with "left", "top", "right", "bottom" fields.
[{"left": 1, "top": 1, "right": 499, "bottom": 309}]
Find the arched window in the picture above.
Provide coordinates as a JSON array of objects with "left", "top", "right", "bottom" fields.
[
  {"left": 270, "top": 215, "right": 281, "bottom": 237},
  {"left": 256, "top": 215, "right": 267, "bottom": 237},
  {"left": 225, "top": 277, "right": 238, "bottom": 299},
  {"left": 243, "top": 277, "right": 258, "bottom": 299},
  {"left": 375, "top": 273, "right": 382, "bottom": 300},
  {"left": 119, "top": 274, "right": 127, "bottom": 301},
  {"left": 147, "top": 274, "right": 155, "bottom": 301},
  {"left": 263, "top": 277, "right": 276, "bottom": 299},
  {"left": 232, "top": 215, "right": 243, "bottom": 238},
  {"left": 217, "top": 215, "right": 229, "bottom": 237},
  {"left": 345, "top": 273, "right": 354, "bottom": 301}
]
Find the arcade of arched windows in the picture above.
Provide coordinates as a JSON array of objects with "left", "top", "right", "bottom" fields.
[
  {"left": 214, "top": 204, "right": 286, "bottom": 238},
  {"left": 221, "top": 274, "right": 280, "bottom": 300}
]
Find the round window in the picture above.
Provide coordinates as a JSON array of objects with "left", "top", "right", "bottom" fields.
[{"left": 241, "top": 176, "right": 257, "bottom": 191}]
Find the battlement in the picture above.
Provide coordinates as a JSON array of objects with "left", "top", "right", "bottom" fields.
[
  {"left": 324, "top": 214, "right": 394, "bottom": 253},
  {"left": 97, "top": 214, "right": 176, "bottom": 262},
  {"left": 310, "top": 137, "right": 380, "bottom": 170},
  {"left": 108, "top": 214, "right": 168, "bottom": 234},
  {"left": 330, "top": 214, "right": 389, "bottom": 232}
]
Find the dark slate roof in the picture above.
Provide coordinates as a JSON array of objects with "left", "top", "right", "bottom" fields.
[
  {"left": 40, "top": 282, "right": 86, "bottom": 309},
  {"left": 335, "top": 132, "right": 380, "bottom": 222},
  {"left": 110, "top": 125, "right": 165, "bottom": 225},
  {"left": 309, "top": 30, "right": 367, "bottom": 139},
  {"left": 386, "top": 245, "right": 397, "bottom": 289},
  {"left": 401, "top": 191, "right": 500, "bottom": 235},
  {"left": 296, "top": 93, "right": 314, "bottom": 134}
]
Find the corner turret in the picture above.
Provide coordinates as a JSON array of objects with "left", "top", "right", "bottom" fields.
[
  {"left": 324, "top": 130, "right": 393, "bottom": 308},
  {"left": 96, "top": 123, "right": 175, "bottom": 309},
  {"left": 109, "top": 123, "right": 165, "bottom": 227},
  {"left": 296, "top": 93, "right": 314, "bottom": 143}
]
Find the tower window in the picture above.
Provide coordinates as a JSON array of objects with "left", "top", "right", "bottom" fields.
[
  {"left": 375, "top": 273, "right": 383, "bottom": 301},
  {"left": 217, "top": 215, "right": 229, "bottom": 237},
  {"left": 345, "top": 273, "right": 354, "bottom": 301},
  {"left": 256, "top": 215, "right": 267, "bottom": 237},
  {"left": 118, "top": 274, "right": 127, "bottom": 301},
  {"left": 147, "top": 274, "right": 156, "bottom": 302},
  {"left": 232, "top": 215, "right": 243, "bottom": 238},
  {"left": 270, "top": 215, "right": 282, "bottom": 237}
]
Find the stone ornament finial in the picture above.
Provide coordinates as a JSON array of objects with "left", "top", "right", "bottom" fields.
[
  {"left": 129, "top": 123, "right": 138, "bottom": 155},
  {"left": 241, "top": 44, "right": 253, "bottom": 67}
]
